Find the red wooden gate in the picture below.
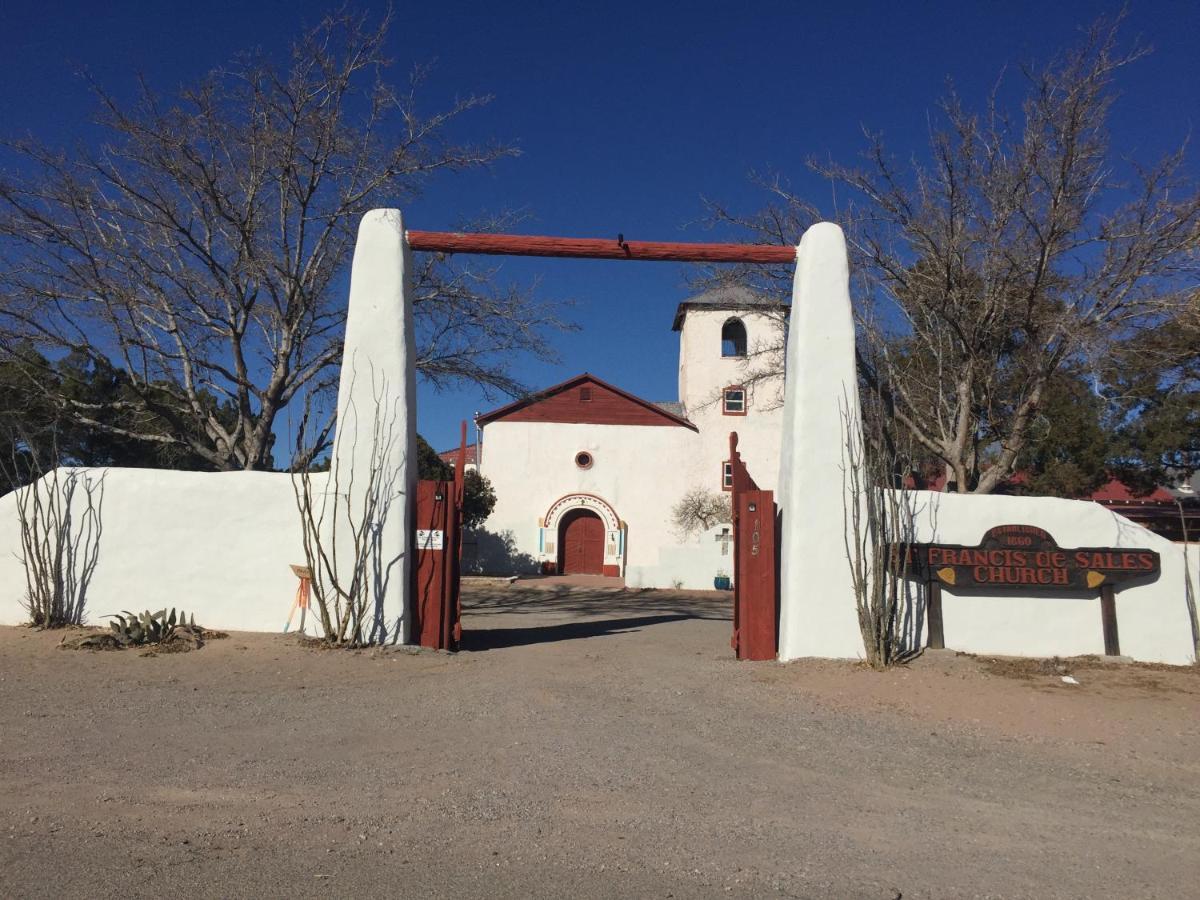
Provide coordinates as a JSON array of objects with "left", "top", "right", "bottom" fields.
[
  {"left": 729, "top": 433, "right": 778, "bottom": 661},
  {"left": 412, "top": 423, "right": 467, "bottom": 650}
]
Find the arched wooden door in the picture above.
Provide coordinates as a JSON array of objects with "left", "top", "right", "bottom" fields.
[{"left": 559, "top": 509, "right": 605, "bottom": 575}]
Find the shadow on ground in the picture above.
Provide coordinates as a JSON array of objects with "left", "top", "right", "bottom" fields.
[
  {"left": 459, "top": 586, "right": 731, "bottom": 651},
  {"left": 462, "top": 586, "right": 732, "bottom": 620},
  {"left": 459, "top": 614, "right": 697, "bottom": 651}
]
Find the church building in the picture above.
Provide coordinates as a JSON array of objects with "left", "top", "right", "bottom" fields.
[{"left": 470, "top": 286, "right": 787, "bottom": 589}]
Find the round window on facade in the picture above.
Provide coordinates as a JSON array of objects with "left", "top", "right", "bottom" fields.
[{"left": 575, "top": 451, "right": 593, "bottom": 470}]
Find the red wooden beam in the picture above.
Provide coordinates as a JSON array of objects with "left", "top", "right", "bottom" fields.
[{"left": 405, "top": 230, "right": 797, "bottom": 264}]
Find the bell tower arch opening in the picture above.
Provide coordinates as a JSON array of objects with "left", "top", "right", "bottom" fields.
[{"left": 721, "top": 317, "right": 747, "bottom": 357}]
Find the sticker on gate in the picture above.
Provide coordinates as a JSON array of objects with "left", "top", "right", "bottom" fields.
[{"left": 416, "top": 529, "right": 444, "bottom": 550}]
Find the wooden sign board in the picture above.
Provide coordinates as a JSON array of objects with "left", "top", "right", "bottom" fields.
[
  {"left": 892, "top": 525, "right": 1161, "bottom": 657},
  {"left": 897, "top": 525, "right": 1160, "bottom": 591}
]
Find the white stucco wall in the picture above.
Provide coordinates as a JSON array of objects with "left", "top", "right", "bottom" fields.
[
  {"left": 780, "top": 486, "right": 1198, "bottom": 666},
  {"left": 479, "top": 419, "right": 750, "bottom": 587},
  {"left": 329, "top": 208, "right": 416, "bottom": 644},
  {"left": 1, "top": 473, "right": 1192, "bottom": 664},
  {"left": 905, "top": 492, "right": 1197, "bottom": 665},
  {"left": 0, "top": 468, "right": 317, "bottom": 634},
  {"left": 777, "top": 223, "right": 865, "bottom": 661},
  {"left": 626, "top": 523, "right": 735, "bottom": 591}
]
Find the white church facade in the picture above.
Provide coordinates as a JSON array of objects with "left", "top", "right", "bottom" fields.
[{"left": 471, "top": 286, "right": 787, "bottom": 589}]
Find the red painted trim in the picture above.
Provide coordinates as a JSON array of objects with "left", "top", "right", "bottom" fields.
[
  {"left": 733, "top": 489, "right": 778, "bottom": 660},
  {"left": 413, "top": 480, "right": 461, "bottom": 651},
  {"left": 476, "top": 372, "right": 698, "bottom": 431},
  {"left": 728, "top": 432, "right": 759, "bottom": 494},
  {"left": 543, "top": 492, "right": 622, "bottom": 532},
  {"left": 602, "top": 564, "right": 621, "bottom": 578},
  {"left": 407, "top": 230, "right": 797, "bottom": 264},
  {"left": 723, "top": 385, "right": 748, "bottom": 416}
]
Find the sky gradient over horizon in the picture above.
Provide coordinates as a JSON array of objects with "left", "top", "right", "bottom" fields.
[{"left": 3, "top": 0, "right": 1197, "bottom": 453}]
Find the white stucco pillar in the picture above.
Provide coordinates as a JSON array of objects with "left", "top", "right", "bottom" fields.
[
  {"left": 777, "top": 222, "right": 868, "bottom": 660},
  {"left": 328, "top": 209, "right": 417, "bottom": 644}
]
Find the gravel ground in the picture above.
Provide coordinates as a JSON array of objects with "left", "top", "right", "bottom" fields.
[{"left": 2, "top": 583, "right": 1198, "bottom": 899}]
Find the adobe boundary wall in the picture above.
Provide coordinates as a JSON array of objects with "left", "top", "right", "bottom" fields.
[
  {"left": 0, "top": 468, "right": 1194, "bottom": 665},
  {"left": 0, "top": 212, "right": 1195, "bottom": 665},
  {"left": 901, "top": 490, "right": 1197, "bottom": 666},
  {"left": 0, "top": 468, "right": 325, "bottom": 637}
]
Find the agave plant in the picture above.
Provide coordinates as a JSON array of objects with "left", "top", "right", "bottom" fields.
[{"left": 107, "top": 608, "right": 202, "bottom": 646}]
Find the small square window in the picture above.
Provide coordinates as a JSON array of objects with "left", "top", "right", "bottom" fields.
[
  {"left": 580, "top": 387, "right": 592, "bottom": 402},
  {"left": 723, "top": 387, "right": 745, "bottom": 415}
]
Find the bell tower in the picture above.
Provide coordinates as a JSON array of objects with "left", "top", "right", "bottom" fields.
[
  {"left": 672, "top": 284, "right": 788, "bottom": 493},
  {"left": 673, "top": 285, "right": 787, "bottom": 418}
]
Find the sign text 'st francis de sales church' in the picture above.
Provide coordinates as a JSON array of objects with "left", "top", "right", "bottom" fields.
[{"left": 899, "top": 525, "right": 1161, "bottom": 591}]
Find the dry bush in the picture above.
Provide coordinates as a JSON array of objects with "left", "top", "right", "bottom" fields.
[
  {"left": 292, "top": 377, "right": 405, "bottom": 646},
  {"left": 2, "top": 446, "right": 104, "bottom": 628},
  {"left": 841, "top": 391, "right": 918, "bottom": 669},
  {"left": 671, "top": 488, "right": 732, "bottom": 539}
]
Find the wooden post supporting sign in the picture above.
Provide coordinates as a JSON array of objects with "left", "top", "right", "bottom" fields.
[
  {"left": 1099, "top": 584, "right": 1120, "bottom": 657},
  {"left": 926, "top": 581, "right": 945, "bottom": 650}
]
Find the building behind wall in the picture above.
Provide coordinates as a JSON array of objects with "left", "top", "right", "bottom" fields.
[{"left": 471, "top": 286, "right": 787, "bottom": 589}]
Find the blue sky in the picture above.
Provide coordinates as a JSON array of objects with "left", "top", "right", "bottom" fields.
[{"left": 2, "top": 1, "right": 1197, "bottom": 453}]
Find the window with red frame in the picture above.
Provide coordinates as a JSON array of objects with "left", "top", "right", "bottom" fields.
[{"left": 722, "top": 386, "right": 746, "bottom": 415}]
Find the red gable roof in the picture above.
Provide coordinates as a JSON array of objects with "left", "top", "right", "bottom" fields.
[{"left": 476, "top": 373, "right": 697, "bottom": 431}]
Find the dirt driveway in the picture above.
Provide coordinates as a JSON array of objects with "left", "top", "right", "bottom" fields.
[{"left": 2, "top": 583, "right": 1198, "bottom": 899}]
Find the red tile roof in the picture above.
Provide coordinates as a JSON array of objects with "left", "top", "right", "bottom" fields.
[{"left": 438, "top": 443, "right": 477, "bottom": 465}]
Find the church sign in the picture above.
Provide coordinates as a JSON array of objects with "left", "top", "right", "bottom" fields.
[
  {"left": 902, "top": 524, "right": 1160, "bottom": 590},
  {"left": 895, "top": 525, "right": 1161, "bottom": 657}
]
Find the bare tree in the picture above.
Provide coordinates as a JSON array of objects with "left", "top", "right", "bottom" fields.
[
  {"left": 711, "top": 16, "right": 1200, "bottom": 493},
  {"left": 671, "top": 488, "right": 732, "bottom": 539},
  {"left": 410, "top": 213, "right": 570, "bottom": 401},
  {"left": 0, "top": 10, "right": 563, "bottom": 471}
]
